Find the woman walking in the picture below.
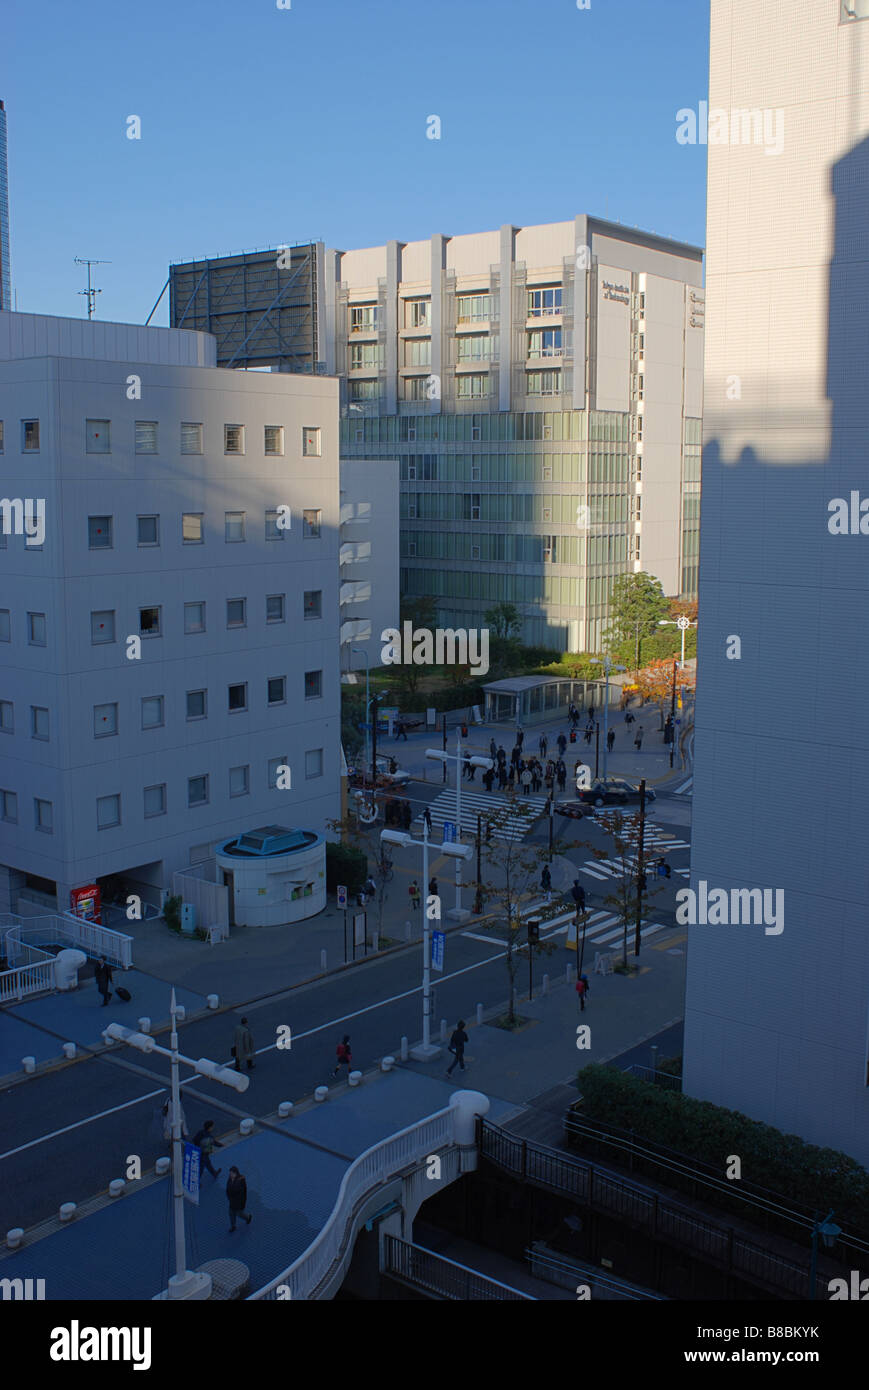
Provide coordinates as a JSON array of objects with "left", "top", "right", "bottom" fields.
[{"left": 226, "top": 1166, "right": 252, "bottom": 1232}]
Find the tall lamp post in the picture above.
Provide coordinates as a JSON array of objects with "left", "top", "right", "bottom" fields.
[
  {"left": 808, "top": 1210, "right": 841, "bottom": 1300},
  {"left": 103, "top": 989, "right": 248, "bottom": 1301},
  {"left": 350, "top": 646, "right": 370, "bottom": 783},
  {"left": 426, "top": 732, "right": 493, "bottom": 921},
  {"left": 590, "top": 656, "right": 626, "bottom": 782},
  {"left": 381, "top": 825, "right": 471, "bottom": 1060},
  {"left": 657, "top": 615, "right": 694, "bottom": 669}
]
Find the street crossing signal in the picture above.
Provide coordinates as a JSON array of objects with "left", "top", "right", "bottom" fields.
[{"left": 527, "top": 918, "right": 541, "bottom": 944}]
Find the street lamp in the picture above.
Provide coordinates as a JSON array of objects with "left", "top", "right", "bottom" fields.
[
  {"left": 589, "top": 656, "right": 626, "bottom": 782},
  {"left": 381, "top": 825, "right": 471, "bottom": 1061},
  {"left": 426, "top": 734, "right": 493, "bottom": 921},
  {"left": 657, "top": 615, "right": 694, "bottom": 669},
  {"left": 104, "top": 989, "right": 248, "bottom": 1301},
  {"left": 350, "top": 646, "right": 370, "bottom": 783},
  {"left": 808, "top": 1210, "right": 841, "bottom": 1300}
]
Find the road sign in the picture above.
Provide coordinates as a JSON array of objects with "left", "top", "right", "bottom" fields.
[
  {"left": 442, "top": 821, "right": 456, "bottom": 843},
  {"left": 182, "top": 1142, "right": 200, "bottom": 1206},
  {"left": 431, "top": 930, "right": 445, "bottom": 972},
  {"left": 337, "top": 884, "right": 348, "bottom": 909}
]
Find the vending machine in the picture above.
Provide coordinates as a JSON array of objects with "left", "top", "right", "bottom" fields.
[{"left": 70, "top": 884, "right": 102, "bottom": 925}]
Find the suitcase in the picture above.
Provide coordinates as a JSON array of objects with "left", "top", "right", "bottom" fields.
[{"left": 115, "top": 985, "right": 132, "bottom": 1003}]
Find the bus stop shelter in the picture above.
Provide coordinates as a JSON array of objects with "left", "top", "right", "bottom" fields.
[{"left": 482, "top": 675, "right": 607, "bottom": 726}]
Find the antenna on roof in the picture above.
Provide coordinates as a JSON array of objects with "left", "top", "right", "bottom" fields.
[{"left": 74, "top": 257, "right": 111, "bottom": 320}]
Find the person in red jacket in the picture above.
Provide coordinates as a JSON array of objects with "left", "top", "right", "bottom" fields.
[
  {"left": 576, "top": 975, "right": 589, "bottom": 1012},
  {"left": 331, "top": 1035, "right": 352, "bottom": 1078}
]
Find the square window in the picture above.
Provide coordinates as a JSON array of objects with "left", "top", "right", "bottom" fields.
[
  {"left": 0, "top": 700, "right": 14, "bottom": 732},
  {"left": 184, "top": 602, "right": 205, "bottom": 634},
  {"left": 31, "top": 706, "right": 49, "bottom": 740},
  {"left": 28, "top": 612, "right": 46, "bottom": 646},
  {"left": 224, "top": 424, "right": 245, "bottom": 454},
  {"left": 268, "top": 756, "right": 289, "bottom": 789},
  {"left": 0, "top": 789, "right": 17, "bottom": 822},
  {"left": 35, "top": 797, "right": 53, "bottom": 831},
  {"left": 302, "top": 427, "right": 321, "bottom": 456},
  {"left": 182, "top": 513, "right": 204, "bottom": 543},
  {"left": 86, "top": 419, "right": 110, "bottom": 453},
  {"left": 304, "top": 670, "right": 322, "bottom": 699},
  {"left": 188, "top": 775, "right": 208, "bottom": 807},
  {"left": 135, "top": 421, "right": 158, "bottom": 454},
  {"left": 229, "top": 765, "right": 249, "bottom": 797},
  {"left": 266, "top": 594, "right": 285, "bottom": 623},
  {"left": 265, "top": 425, "right": 284, "bottom": 455},
  {"left": 91, "top": 610, "right": 115, "bottom": 644},
  {"left": 225, "top": 512, "right": 245, "bottom": 542},
  {"left": 267, "top": 676, "right": 286, "bottom": 705},
  {"left": 227, "top": 598, "right": 246, "bottom": 628},
  {"left": 144, "top": 784, "right": 166, "bottom": 817},
  {"left": 303, "top": 590, "right": 321, "bottom": 619},
  {"left": 302, "top": 509, "right": 322, "bottom": 538},
  {"left": 23, "top": 420, "right": 40, "bottom": 452},
  {"left": 265, "top": 508, "right": 286, "bottom": 540},
  {"left": 186, "top": 690, "right": 207, "bottom": 719},
  {"left": 137, "top": 515, "right": 159, "bottom": 546},
  {"left": 139, "top": 606, "right": 161, "bottom": 636},
  {"left": 305, "top": 748, "right": 323, "bottom": 779},
  {"left": 94, "top": 702, "right": 118, "bottom": 737},
  {"left": 97, "top": 794, "right": 121, "bottom": 829},
  {"left": 228, "top": 683, "right": 247, "bottom": 712},
  {"left": 0, "top": 609, "right": 10, "bottom": 641},
  {"left": 181, "top": 422, "right": 203, "bottom": 454},
  {"left": 88, "top": 516, "right": 113, "bottom": 549},
  {"left": 141, "top": 695, "right": 164, "bottom": 729}
]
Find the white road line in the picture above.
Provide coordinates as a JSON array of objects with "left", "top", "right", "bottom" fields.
[{"left": 579, "top": 864, "right": 610, "bottom": 879}]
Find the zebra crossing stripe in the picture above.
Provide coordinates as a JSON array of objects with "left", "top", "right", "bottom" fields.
[
  {"left": 579, "top": 863, "right": 610, "bottom": 880},
  {"left": 590, "top": 921, "right": 667, "bottom": 947}
]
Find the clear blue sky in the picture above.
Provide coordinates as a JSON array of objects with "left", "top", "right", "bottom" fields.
[{"left": 5, "top": 0, "right": 709, "bottom": 326}]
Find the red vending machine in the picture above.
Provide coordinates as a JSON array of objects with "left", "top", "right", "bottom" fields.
[{"left": 70, "top": 884, "right": 102, "bottom": 925}]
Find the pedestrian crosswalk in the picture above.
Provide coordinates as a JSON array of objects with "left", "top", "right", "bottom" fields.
[
  {"left": 672, "top": 776, "right": 693, "bottom": 796},
  {"left": 592, "top": 813, "right": 690, "bottom": 855},
  {"left": 462, "top": 907, "right": 667, "bottom": 952},
  {"left": 414, "top": 787, "right": 550, "bottom": 842}
]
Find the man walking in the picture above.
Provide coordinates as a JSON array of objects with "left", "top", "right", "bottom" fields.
[
  {"left": 162, "top": 1099, "right": 189, "bottom": 1150},
  {"left": 409, "top": 879, "right": 421, "bottom": 910},
  {"left": 396, "top": 720, "right": 408, "bottom": 741},
  {"left": 571, "top": 879, "right": 586, "bottom": 914},
  {"left": 192, "top": 1119, "right": 223, "bottom": 1179},
  {"left": 576, "top": 974, "right": 589, "bottom": 1012},
  {"left": 556, "top": 759, "right": 567, "bottom": 793},
  {"left": 232, "top": 1017, "right": 255, "bottom": 1072},
  {"left": 428, "top": 875, "right": 438, "bottom": 900},
  {"left": 557, "top": 732, "right": 567, "bottom": 757},
  {"left": 538, "top": 733, "right": 548, "bottom": 759},
  {"left": 607, "top": 727, "right": 615, "bottom": 753},
  {"left": 634, "top": 725, "right": 644, "bottom": 752},
  {"left": 331, "top": 1034, "right": 352, "bottom": 1078},
  {"left": 446, "top": 1020, "right": 469, "bottom": 1076},
  {"left": 489, "top": 737, "right": 498, "bottom": 762},
  {"left": 521, "top": 765, "right": 533, "bottom": 797},
  {"left": 541, "top": 864, "right": 552, "bottom": 904},
  {"left": 94, "top": 956, "right": 113, "bottom": 1007},
  {"left": 422, "top": 805, "right": 433, "bottom": 836},
  {"left": 226, "top": 1166, "right": 252, "bottom": 1232}
]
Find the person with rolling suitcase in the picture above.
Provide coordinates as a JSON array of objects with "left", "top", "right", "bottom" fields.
[{"left": 94, "top": 956, "right": 113, "bottom": 1007}]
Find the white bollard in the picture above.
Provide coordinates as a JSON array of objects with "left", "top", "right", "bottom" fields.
[
  {"left": 348, "top": 1070, "right": 362, "bottom": 1087},
  {"left": 381, "top": 1056, "right": 395, "bottom": 1072},
  {"left": 155, "top": 1157, "right": 171, "bottom": 1177},
  {"left": 239, "top": 1118, "right": 255, "bottom": 1135},
  {"left": 137, "top": 1017, "right": 151, "bottom": 1034},
  {"left": 278, "top": 1101, "right": 293, "bottom": 1118},
  {"left": 400, "top": 1036, "right": 409, "bottom": 1061},
  {"left": 207, "top": 994, "right": 219, "bottom": 1010},
  {"left": 405, "top": 920, "right": 412, "bottom": 942},
  {"left": 6, "top": 1229, "right": 24, "bottom": 1250},
  {"left": 314, "top": 1085, "right": 328, "bottom": 1102},
  {"left": 320, "top": 949, "right": 327, "bottom": 972},
  {"left": 22, "top": 1056, "right": 35, "bottom": 1074},
  {"left": 566, "top": 964, "right": 575, "bottom": 985},
  {"left": 476, "top": 1003, "right": 483, "bottom": 1026},
  {"left": 62, "top": 1043, "right": 76, "bottom": 1060},
  {"left": 440, "top": 1018, "right": 447, "bottom": 1043},
  {"left": 108, "top": 1179, "right": 126, "bottom": 1198},
  {"left": 543, "top": 973, "right": 550, "bottom": 995},
  {"left": 59, "top": 1203, "right": 77, "bottom": 1223},
  {"left": 175, "top": 1006, "right": 186, "bottom": 1023}
]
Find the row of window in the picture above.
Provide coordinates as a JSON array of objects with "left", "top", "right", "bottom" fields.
[
  {"left": 347, "top": 287, "right": 564, "bottom": 333},
  {"left": 0, "top": 672, "right": 323, "bottom": 740},
  {"left": 0, "top": 420, "right": 321, "bottom": 458},
  {"left": 401, "top": 492, "right": 618, "bottom": 524},
  {"left": 0, "top": 591, "right": 322, "bottom": 647},
  {"left": 340, "top": 408, "right": 642, "bottom": 445},
  {"left": 347, "top": 369, "right": 565, "bottom": 403},
  {"left": 0, "top": 751, "right": 325, "bottom": 829},
  {"left": 403, "top": 531, "right": 616, "bottom": 566},
  {"left": 80, "top": 509, "right": 321, "bottom": 551}
]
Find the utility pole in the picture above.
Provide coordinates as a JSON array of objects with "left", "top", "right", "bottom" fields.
[
  {"left": 594, "top": 722, "right": 600, "bottom": 778},
  {"left": 634, "top": 778, "right": 646, "bottom": 955},
  {"left": 474, "top": 813, "right": 483, "bottom": 914},
  {"left": 669, "top": 662, "right": 677, "bottom": 769},
  {"left": 75, "top": 257, "right": 111, "bottom": 319},
  {"left": 442, "top": 716, "right": 447, "bottom": 782}
]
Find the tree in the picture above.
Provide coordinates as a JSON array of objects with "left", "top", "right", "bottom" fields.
[
  {"left": 633, "top": 657, "right": 695, "bottom": 726},
  {"left": 591, "top": 809, "right": 665, "bottom": 969},
  {"left": 668, "top": 597, "right": 698, "bottom": 623},
  {"left": 484, "top": 601, "right": 522, "bottom": 641},
  {"left": 605, "top": 573, "right": 670, "bottom": 667}
]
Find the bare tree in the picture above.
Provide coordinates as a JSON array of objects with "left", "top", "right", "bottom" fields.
[{"left": 589, "top": 808, "right": 664, "bottom": 968}]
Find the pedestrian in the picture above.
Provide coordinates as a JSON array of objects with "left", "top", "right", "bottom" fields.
[
  {"left": 634, "top": 725, "right": 644, "bottom": 751},
  {"left": 586, "top": 704, "right": 594, "bottom": 722},
  {"left": 571, "top": 879, "right": 586, "bottom": 913},
  {"left": 541, "top": 864, "right": 552, "bottom": 904},
  {"left": 485, "top": 818, "right": 493, "bottom": 844},
  {"left": 94, "top": 956, "right": 113, "bottom": 1007},
  {"left": 463, "top": 753, "right": 472, "bottom": 780},
  {"left": 364, "top": 874, "right": 377, "bottom": 900},
  {"left": 521, "top": 765, "right": 533, "bottom": 797},
  {"left": 192, "top": 1119, "right": 223, "bottom": 1178},
  {"left": 511, "top": 744, "right": 521, "bottom": 768},
  {"left": 556, "top": 760, "right": 567, "bottom": 793},
  {"left": 226, "top": 1166, "right": 252, "bottom": 1232},
  {"left": 508, "top": 762, "right": 516, "bottom": 785},
  {"left": 489, "top": 738, "right": 497, "bottom": 761},
  {"left": 538, "top": 733, "right": 548, "bottom": 759},
  {"left": 232, "top": 1017, "right": 255, "bottom": 1072},
  {"left": 516, "top": 727, "right": 524, "bottom": 749},
  {"left": 409, "top": 879, "right": 421, "bottom": 910},
  {"left": 657, "top": 857, "right": 672, "bottom": 879},
  {"left": 401, "top": 800, "right": 412, "bottom": 831},
  {"left": 331, "top": 1034, "right": 352, "bottom": 1078},
  {"left": 584, "top": 721, "right": 594, "bottom": 745},
  {"left": 422, "top": 806, "right": 433, "bottom": 836},
  {"left": 161, "top": 1099, "right": 189, "bottom": 1148},
  {"left": 428, "top": 876, "right": 438, "bottom": 899},
  {"left": 498, "top": 762, "right": 508, "bottom": 789},
  {"left": 496, "top": 746, "right": 506, "bottom": 766},
  {"left": 625, "top": 709, "right": 635, "bottom": 728},
  {"left": 446, "top": 1020, "right": 469, "bottom": 1076},
  {"left": 483, "top": 767, "right": 494, "bottom": 792},
  {"left": 557, "top": 732, "right": 567, "bottom": 756},
  {"left": 396, "top": 720, "right": 407, "bottom": 741},
  {"left": 576, "top": 974, "right": 589, "bottom": 1012},
  {"left": 607, "top": 727, "right": 615, "bottom": 753},
  {"left": 531, "top": 760, "right": 541, "bottom": 794}
]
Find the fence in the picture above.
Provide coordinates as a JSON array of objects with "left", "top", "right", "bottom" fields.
[
  {"left": 172, "top": 869, "right": 229, "bottom": 939},
  {"left": 1, "top": 914, "right": 133, "bottom": 970},
  {"left": 0, "top": 957, "right": 55, "bottom": 1004},
  {"left": 383, "top": 1237, "right": 534, "bottom": 1300},
  {"left": 623, "top": 1063, "right": 682, "bottom": 1092}
]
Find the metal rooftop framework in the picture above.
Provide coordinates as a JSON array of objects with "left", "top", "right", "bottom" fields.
[{"left": 169, "top": 243, "right": 323, "bottom": 372}]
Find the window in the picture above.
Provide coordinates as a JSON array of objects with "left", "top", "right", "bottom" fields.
[
  {"left": 471, "top": 544, "right": 481, "bottom": 560},
  {"left": 265, "top": 508, "right": 285, "bottom": 541},
  {"left": 527, "top": 286, "right": 563, "bottom": 317},
  {"left": 305, "top": 748, "right": 323, "bottom": 779},
  {"left": 303, "top": 590, "right": 321, "bottom": 619},
  {"left": 305, "top": 670, "right": 322, "bottom": 699},
  {"left": 302, "top": 509, "right": 322, "bottom": 538},
  {"left": 407, "top": 540, "right": 417, "bottom": 557},
  {"left": 349, "top": 380, "right": 380, "bottom": 401},
  {"left": 0, "top": 610, "right": 9, "bottom": 641},
  {"left": 86, "top": 419, "right": 110, "bottom": 453},
  {"left": 302, "top": 427, "right": 321, "bottom": 456},
  {"left": 188, "top": 775, "right": 208, "bottom": 807},
  {"left": 181, "top": 422, "right": 203, "bottom": 454},
  {"left": 268, "top": 756, "right": 289, "bottom": 789},
  {"left": 97, "top": 794, "right": 121, "bottom": 829},
  {"left": 456, "top": 293, "right": 492, "bottom": 323},
  {"left": 266, "top": 594, "right": 285, "bottom": 623},
  {"left": 265, "top": 425, "right": 284, "bottom": 455},
  {"left": 139, "top": 606, "right": 161, "bottom": 636},
  {"left": 0, "top": 700, "right": 14, "bottom": 732},
  {"left": 526, "top": 370, "right": 562, "bottom": 396},
  {"left": 350, "top": 304, "right": 378, "bottom": 332},
  {"left": 456, "top": 374, "right": 489, "bottom": 399},
  {"left": 35, "top": 798, "right": 53, "bottom": 832},
  {"left": 144, "top": 784, "right": 166, "bottom": 818},
  {"left": 228, "top": 683, "right": 247, "bottom": 712},
  {"left": 0, "top": 790, "right": 17, "bottom": 823},
  {"left": 135, "top": 421, "right": 158, "bottom": 454},
  {"left": 224, "top": 424, "right": 245, "bottom": 454},
  {"left": 88, "top": 515, "right": 113, "bottom": 549},
  {"left": 404, "top": 339, "right": 431, "bottom": 367},
  {"left": 141, "top": 695, "right": 164, "bottom": 729},
  {"left": 404, "top": 376, "right": 431, "bottom": 401},
  {"left": 91, "top": 610, "right": 115, "bottom": 644},
  {"left": 226, "top": 598, "right": 246, "bottom": 628},
  {"left": 182, "top": 513, "right": 204, "bottom": 543},
  {"left": 28, "top": 612, "right": 46, "bottom": 646},
  {"left": 406, "top": 298, "right": 431, "bottom": 328},
  {"left": 350, "top": 343, "right": 382, "bottom": 370},
  {"left": 527, "top": 328, "right": 562, "bottom": 359},
  {"left": 23, "top": 420, "right": 40, "bottom": 451},
  {"left": 186, "top": 690, "right": 207, "bottom": 720},
  {"left": 225, "top": 511, "right": 245, "bottom": 542},
  {"left": 229, "top": 765, "right": 249, "bottom": 798},
  {"left": 94, "top": 703, "right": 118, "bottom": 737},
  {"left": 267, "top": 676, "right": 286, "bottom": 705},
  {"left": 137, "top": 514, "right": 159, "bottom": 546},
  {"left": 456, "top": 335, "right": 492, "bottom": 362},
  {"left": 184, "top": 602, "right": 206, "bottom": 634}
]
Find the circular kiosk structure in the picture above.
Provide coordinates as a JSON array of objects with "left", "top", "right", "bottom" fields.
[{"left": 215, "top": 825, "right": 326, "bottom": 927}]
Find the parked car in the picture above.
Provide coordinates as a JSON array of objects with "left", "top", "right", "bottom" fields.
[
  {"left": 554, "top": 800, "right": 586, "bottom": 820},
  {"left": 576, "top": 778, "right": 657, "bottom": 808}
]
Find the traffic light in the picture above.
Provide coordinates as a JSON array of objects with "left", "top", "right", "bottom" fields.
[{"left": 527, "top": 919, "right": 541, "bottom": 945}]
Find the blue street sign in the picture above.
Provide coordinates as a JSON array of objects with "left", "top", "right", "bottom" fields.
[
  {"left": 182, "top": 1142, "right": 201, "bottom": 1206},
  {"left": 431, "top": 930, "right": 445, "bottom": 973},
  {"left": 442, "top": 821, "right": 456, "bottom": 843},
  {"left": 337, "top": 884, "right": 348, "bottom": 909}
]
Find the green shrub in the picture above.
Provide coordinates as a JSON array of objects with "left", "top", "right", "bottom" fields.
[
  {"left": 163, "top": 894, "right": 182, "bottom": 933},
  {"left": 326, "top": 841, "right": 367, "bottom": 894}
]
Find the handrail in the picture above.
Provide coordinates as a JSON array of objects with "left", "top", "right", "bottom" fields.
[
  {"left": 0, "top": 959, "right": 55, "bottom": 1003},
  {"left": 384, "top": 1236, "right": 535, "bottom": 1300},
  {"left": 250, "top": 1106, "right": 455, "bottom": 1300},
  {"left": 3, "top": 915, "right": 134, "bottom": 969}
]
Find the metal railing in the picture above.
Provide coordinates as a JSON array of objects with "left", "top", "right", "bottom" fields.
[
  {"left": 0, "top": 958, "right": 55, "bottom": 1003},
  {"left": 250, "top": 1107, "right": 455, "bottom": 1301},
  {"left": 383, "top": 1237, "right": 534, "bottom": 1300},
  {"left": 2, "top": 914, "right": 133, "bottom": 970},
  {"left": 623, "top": 1063, "right": 682, "bottom": 1092}
]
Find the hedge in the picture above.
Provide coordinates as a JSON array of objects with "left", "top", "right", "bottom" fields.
[
  {"left": 574, "top": 1064, "right": 869, "bottom": 1232},
  {"left": 325, "top": 841, "right": 367, "bottom": 894}
]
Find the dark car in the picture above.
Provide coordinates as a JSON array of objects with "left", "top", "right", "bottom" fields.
[
  {"left": 577, "top": 778, "right": 657, "bottom": 808},
  {"left": 554, "top": 801, "right": 586, "bottom": 820}
]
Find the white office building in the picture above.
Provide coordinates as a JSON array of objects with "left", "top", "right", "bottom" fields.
[
  {"left": 0, "top": 311, "right": 340, "bottom": 915},
  {"left": 684, "top": 0, "right": 869, "bottom": 1163}
]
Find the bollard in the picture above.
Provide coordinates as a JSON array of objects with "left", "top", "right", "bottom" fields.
[
  {"left": 381, "top": 1056, "right": 395, "bottom": 1072},
  {"left": 278, "top": 1101, "right": 293, "bottom": 1118},
  {"left": 207, "top": 994, "right": 219, "bottom": 1010},
  {"left": 400, "top": 1036, "right": 409, "bottom": 1061},
  {"left": 372, "top": 931, "right": 379, "bottom": 952},
  {"left": 239, "top": 1118, "right": 254, "bottom": 1135},
  {"left": 137, "top": 1017, "right": 151, "bottom": 1034},
  {"left": 475, "top": 1004, "right": 483, "bottom": 1026},
  {"left": 348, "top": 1070, "right": 362, "bottom": 1087},
  {"left": 175, "top": 1005, "right": 186, "bottom": 1023},
  {"left": 542, "top": 973, "right": 550, "bottom": 995},
  {"left": 405, "top": 920, "right": 412, "bottom": 942},
  {"left": 59, "top": 1203, "right": 77, "bottom": 1223},
  {"left": 566, "top": 963, "right": 575, "bottom": 985},
  {"left": 6, "top": 1229, "right": 24, "bottom": 1250},
  {"left": 155, "top": 1157, "right": 171, "bottom": 1177},
  {"left": 22, "top": 1056, "right": 35, "bottom": 1074},
  {"left": 108, "top": 1179, "right": 126, "bottom": 1198},
  {"left": 62, "top": 1043, "right": 76, "bottom": 1060},
  {"left": 320, "top": 948, "right": 327, "bottom": 972},
  {"left": 314, "top": 1086, "right": 328, "bottom": 1102},
  {"left": 440, "top": 1018, "right": 447, "bottom": 1043}
]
